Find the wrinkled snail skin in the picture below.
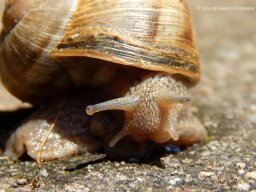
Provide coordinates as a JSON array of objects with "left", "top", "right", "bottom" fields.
[{"left": 1, "top": 0, "right": 206, "bottom": 159}]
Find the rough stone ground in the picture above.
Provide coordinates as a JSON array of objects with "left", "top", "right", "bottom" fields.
[{"left": 0, "top": 0, "right": 256, "bottom": 191}]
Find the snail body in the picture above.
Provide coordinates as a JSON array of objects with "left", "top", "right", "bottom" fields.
[{"left": 1, "top": 0, "right": 206, "bottom": 160}]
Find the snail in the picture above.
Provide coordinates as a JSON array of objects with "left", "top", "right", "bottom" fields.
[{"left": 0, "top": 0, "right": 206, "bottom": 161}]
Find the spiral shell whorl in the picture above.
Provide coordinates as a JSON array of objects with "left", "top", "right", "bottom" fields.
[{"left": 0, "top": 0, "right": 79, "bottom": 103}]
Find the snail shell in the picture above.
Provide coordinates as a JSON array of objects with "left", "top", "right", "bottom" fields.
[
  {"left": 0, "top": 0, "right": 199, "bottom": 103},
  {"left": 1, "top": 0, "right": 205, "bottom": 150}
]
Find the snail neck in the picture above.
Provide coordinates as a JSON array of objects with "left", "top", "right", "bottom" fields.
[
  {"left": 103, "top": 66, "right": 188, "bottom": 99},
  {"left": 102, "top": 67, "right": 159, "bottom": 98}
]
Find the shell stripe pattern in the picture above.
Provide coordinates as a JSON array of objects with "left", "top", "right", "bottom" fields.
[{"left": 54, "top": 0, "right": 200, "bottom": 84}]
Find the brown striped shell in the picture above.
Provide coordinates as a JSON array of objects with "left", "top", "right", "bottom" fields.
[{"left": 0, "top": 0, "right": 199, "bottom": 104}]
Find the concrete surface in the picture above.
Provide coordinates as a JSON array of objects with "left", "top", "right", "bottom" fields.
[{"left": 0, "top": 0, "right": 256, "bottom": 191}]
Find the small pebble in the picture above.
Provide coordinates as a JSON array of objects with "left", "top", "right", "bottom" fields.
[
  {"left": 236, "top": 182, "right": 250, "bottom": 191},
  {"left": 238, "top": 169, "right": 245, "bottom": 175},
  {"left": 201, "top": 151, "right": 211, "bottom": 157},
  {"left": 236, "top": 163, "right": 246, "bottom": 169},
  {"left": 207, "top": 141, "right": 220, "bottom": 151},
  {"left": 174, "top": 177, "right": 183, "bottom": 185},
  {"left": 250, "top": 104, "right": 256, "bottom": 111},
  {"left": 168, "top": 180, "right": 176, "bottom": 186},
  {"left": 168, "top": 177, "right": 183, "bottom": 186},
  {"left": 39, "top": 168, "right": 49, "bottom": 177},
  {"left": 188, "top": 151, "right": 196, "bottom": 155},
  {"left": 181, "top": 158, "right": 193, "bottom": 164},
  {"left": 137, "top": 177, "right": 144, "bottom": 182},
  {"left": 128, "top": 182, "right": 136, "bottom": 188},
  {"left": 161, "top": 156, "right": 180, "bottom": 168},
  {"left": 185, "top": 174, "right": 192, "bottom": 182},
  {"left": 198, "top": 171, "right": 215, "bottom": 179},
  {"left": 16, "top": 178, "right": 28, "bottom": 185},
  {"left": 245, "top": 171, "right": 256, "bottom": 179},
  {"left": 120, "top": 161, "right": 126, "bottom": 165}
]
